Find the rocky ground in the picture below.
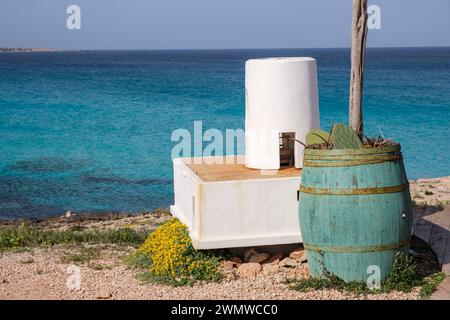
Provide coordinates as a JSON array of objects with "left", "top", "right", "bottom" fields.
[
  {"left": 410, "top": 176, "right": 450, "bottom": 207},
  {"left": 0, "top": 245, "right": 421, "bottom": 300},
  {"left": 0, "top": 176, "right": 449, "bottom": 300}
]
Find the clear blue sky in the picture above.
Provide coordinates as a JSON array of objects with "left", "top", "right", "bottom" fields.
[{"left": 1, "top": 0, "right": 449, "bottom": 49}]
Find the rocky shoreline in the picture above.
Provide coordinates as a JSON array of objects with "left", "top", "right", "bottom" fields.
[
  {"left": 0, "top": 209, "right": 169, "bottom": 231},
  {"left": 2, "top": 176, "right": 448, "bottom": 229}
]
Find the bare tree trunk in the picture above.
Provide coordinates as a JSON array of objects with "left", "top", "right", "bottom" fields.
[{"left": 349, "top": 0, "right": 368, "bottom": 139}]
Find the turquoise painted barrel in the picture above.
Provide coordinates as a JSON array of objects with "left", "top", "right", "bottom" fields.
[{"left": 298, "top": 145, "right": 412, "bottom": 282}]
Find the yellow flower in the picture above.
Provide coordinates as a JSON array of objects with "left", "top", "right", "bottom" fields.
[{"left": 137, "top": 218, "right": 220, "bottom": 282}]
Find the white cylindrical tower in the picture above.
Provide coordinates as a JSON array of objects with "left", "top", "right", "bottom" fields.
[{"left": 245, "top": 57, "right": 320, "bottom": 170}]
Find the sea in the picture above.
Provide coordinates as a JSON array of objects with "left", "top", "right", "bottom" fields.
[{"left": 0, "top": 48, "right": 449, "bottom": 218}]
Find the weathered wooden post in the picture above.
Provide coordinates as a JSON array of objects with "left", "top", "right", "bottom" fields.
[
  {"left": 349, "top": 0, "right": 368, "bottom": 138},
  {"left": 298, "top": 0, "right": 413, "bottom": 283}
]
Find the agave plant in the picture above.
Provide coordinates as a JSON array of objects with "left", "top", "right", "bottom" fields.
[
  {"left": 331, "top": 124, "right": 363, "bottom": 149},
  {"left": 305, "top": 129, "right": 330, "bottom": 146}
]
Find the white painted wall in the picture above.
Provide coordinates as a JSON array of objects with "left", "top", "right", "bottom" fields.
[
  {"left": 171, "top": 158, "right": 202, "bottom": 241},
  {"left": 245, "top": 57, "right": 320, "bottom": 170},
  {"left": 170, "top": 158, "right": 302, "bottom": 249}
]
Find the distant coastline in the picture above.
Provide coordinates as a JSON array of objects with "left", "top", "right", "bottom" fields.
[{"left": 0, "top": 48, "right": 56, "bottom": 52}]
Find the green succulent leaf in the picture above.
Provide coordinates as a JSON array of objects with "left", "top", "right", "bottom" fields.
[
  {"left": 306, "top": 129, "right": 330, "bottom": 145},
  {"left": 331, "top": 124, "right": 363, "bottom": 149}
]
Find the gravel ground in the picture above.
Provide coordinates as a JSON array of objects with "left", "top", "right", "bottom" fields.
[
  {"left": 1, "top": 176, "right": 448, "bottom": 300},
  {"left": 0, "top": 246, "right": 420, "bottom": 300},
  {"left": 410, "top": 176, "right": 450, "bottom": 206}
]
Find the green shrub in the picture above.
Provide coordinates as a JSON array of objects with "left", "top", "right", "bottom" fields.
[
  {"left": 289, "top": 252, "right": 444, "bottom": 298},
  {"left": 124, "top": 251, "right": 152, "bottom": 269},
  {"left": 0, "top": 223, "right": 150, "bottom": 250},
  {"left": 288, "top": 274, "right": 369, "bottom": 295},
  {"left": 419, "top": 272, "right": 446, "bottom": 299},
  {"left": 134, "top": 218, "right": 226, "bottom": 286},
  {"left": 60, "top": 246, "right": 101, "bottom": 265},
  {"left": 383, "top": 253, "right": 420, "bottom": 292}
]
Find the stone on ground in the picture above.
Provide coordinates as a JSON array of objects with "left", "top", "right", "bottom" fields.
[
  {"left": 263, "top": 253, "right": 283, "bottom": 265},
  {"left": 289, "top": 248, "right": 307, "bottom": 262},
  {"left": 237, "top": 263, "right": 262, "bottom": 277},
  {"left": 279, "top": 257, "right": 299, "bottom": 268},
  {"left": 230, "top": 256, "right": 242, "bottom": 265},
  {"left": 244, "top": 248, "right": 258, "bottom": 262},
  {"left": 221, "top": 261, "right": 236, "bottom": 270},
  {"left": 249, "top": 253, "right": 270, "bottom": 264},
  {"left": 96, "top": 289, "right": 112, "bottom": 299},
  {"left": 262, "top": 264, "right": 279, "bottom": 276}
]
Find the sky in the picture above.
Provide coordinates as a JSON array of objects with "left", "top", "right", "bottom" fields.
[{"left": 0, "top": 0, "right": 449, "bottom": 50}]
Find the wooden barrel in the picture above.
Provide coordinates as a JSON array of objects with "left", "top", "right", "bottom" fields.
[{"left": 298, "top": 145, "right": 412, "bottom": 282}]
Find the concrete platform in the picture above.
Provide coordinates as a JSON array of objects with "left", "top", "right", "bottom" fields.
[
  {"left": 413, "top": 205, "right": 450, "bottom": 300},
  {"left": 170, "top": 156, "right": 302, "bottom": 249},
  {"left": 413, "top": 206, "right": 450, "bottom": 275}
]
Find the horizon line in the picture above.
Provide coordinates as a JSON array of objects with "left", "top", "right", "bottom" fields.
[{"left": 2, "top": 45, "right": 450, "bottom": 52}]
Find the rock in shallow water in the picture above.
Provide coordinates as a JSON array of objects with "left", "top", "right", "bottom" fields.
[{"left": 63, "top": 210, "right": 76, "bottom": 218}]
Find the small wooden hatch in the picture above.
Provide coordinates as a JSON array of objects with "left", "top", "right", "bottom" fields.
[{"left": 279, "top": 132, "right": 296, "bottom": 168}]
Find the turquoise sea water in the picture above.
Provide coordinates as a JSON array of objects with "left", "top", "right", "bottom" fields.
[{"left": 0, "top": 48, "right": 449, "bottom": 218}]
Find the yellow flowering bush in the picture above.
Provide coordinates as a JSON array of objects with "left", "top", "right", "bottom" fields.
[{"left": 137, "top": 218, "right": 223, "bottom": 285}]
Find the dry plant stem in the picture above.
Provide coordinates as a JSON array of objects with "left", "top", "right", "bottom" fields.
[
  {"left": 292, "top": 138, "right": 307, "bottom": 148},
  {"left": 327, "top": 121, "right": 334, "bottom": 145},
  {"left": 349, "top": 0, "right": 368, "bottom": 139}
]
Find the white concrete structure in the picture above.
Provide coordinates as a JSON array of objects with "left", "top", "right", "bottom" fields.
[
  {"left": 170, "top": 57, "right": 321, "bottom": 249},
  {"left": 170, "top": 157, "right": 301, "bottom": 249},
  {"left": 245, "top": 57, "right": 320, "bottom": 170}
]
